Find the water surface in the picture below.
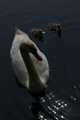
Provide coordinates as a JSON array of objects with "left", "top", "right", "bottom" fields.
[{"left": 0, "top": 0, "right": 80, "bottom": 120}]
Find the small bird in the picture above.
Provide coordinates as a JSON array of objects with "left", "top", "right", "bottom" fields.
[
  {"left": 30, "top": 28, "right": 45, "bottom": 41},
  {"left": 48, "top": 23, "right": 62, "bottom": 38}
]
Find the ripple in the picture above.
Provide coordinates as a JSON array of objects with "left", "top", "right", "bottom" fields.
[{"left": 39, "top": 91, "right": 80, "bottom": 120}]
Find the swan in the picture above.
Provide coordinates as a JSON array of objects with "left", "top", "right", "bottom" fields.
[
  {"left": 48, "top": 23, "right": 62, "bottom": 38},
  {"left": 10, "top": 28, "right": 49, "bottom": 93},
  {"left": 30, "top": 28, "right": 45, "bottom": 40},
  {"left": 48, "top": 23, "right": 62, "bottom": 32}
]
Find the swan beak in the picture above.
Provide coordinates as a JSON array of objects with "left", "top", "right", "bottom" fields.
[{"left": 32, "top": 51, "right": 42, "bottom": 61}]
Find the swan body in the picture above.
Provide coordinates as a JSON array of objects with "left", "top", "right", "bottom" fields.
[{"left": 10, "top": 28, "right": 49, "bottom": 93}]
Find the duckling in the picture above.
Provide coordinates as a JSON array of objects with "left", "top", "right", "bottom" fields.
[
  {"left": 48, "top": 23, "right": 62, "bottom": 38},
  {"left": 30, "top": 28, "right": 45, "bottom": 41}
]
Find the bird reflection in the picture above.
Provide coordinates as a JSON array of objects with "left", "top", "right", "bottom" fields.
[
  {"left": 31, "top": 101, "right": 45, "bottom": 119},
  {"left": 34, "top": 36, "right": 44, "bottom": 42},
  {"left": 30, "top": 91, "right": 69, "bottom": 120},
  {"left": 30, "top": 91, "right": 56, "bottom": 120}
]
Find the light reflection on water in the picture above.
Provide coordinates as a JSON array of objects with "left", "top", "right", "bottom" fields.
[
  {"left": 0, "top": 0, "right": 80, "bottom": 120},
  {"left": 40, "top": 92, "right": 68, "bottom": 120},
  {"left": 30, "top": 83, "right": 80, "bottom": 120}
]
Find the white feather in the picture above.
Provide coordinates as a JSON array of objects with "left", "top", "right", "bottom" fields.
[{"left": 10, "top": 28, "right": 49, "bottom": 93}]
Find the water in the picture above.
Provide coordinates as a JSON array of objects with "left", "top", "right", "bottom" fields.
[{"left": 0, "top": 0, "right": 80, "bottom": 119}]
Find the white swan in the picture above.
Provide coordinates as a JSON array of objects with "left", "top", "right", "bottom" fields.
[{"left": 10, "top": 28, "right": 49, "bottom": 93}]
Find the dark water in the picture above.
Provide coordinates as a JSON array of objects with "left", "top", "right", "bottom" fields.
[{"left": 0, "top": 0, "right": 80, "bottom": 120}]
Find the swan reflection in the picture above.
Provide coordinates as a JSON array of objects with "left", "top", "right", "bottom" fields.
[
  {"left": 30, "top": 92, "right": 69, "bottom": 120},
  {"left": 31, "top": 91, "right": 55, "bottom": 120}
]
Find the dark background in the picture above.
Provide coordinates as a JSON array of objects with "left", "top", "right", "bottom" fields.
[{"left": 0, "top": 0, "right": 80, "bottom": 119}]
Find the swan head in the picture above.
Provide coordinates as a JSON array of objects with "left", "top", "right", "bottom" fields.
[
  {"left": 56, "top": 23, "right": 62, "bottom": 31},
  {"left": 20, "top": 39, "right": 42, "bottom": 61},
  {"left": 56, "top": 24, "right": 62, "bottom": 38}
]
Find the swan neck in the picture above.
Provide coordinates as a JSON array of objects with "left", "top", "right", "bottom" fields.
[
  {"left": 20, "top": 45, "right": 38, "bottom": 78},
  {"left": 20, "top": 44, "right": 44, "bottom": 92}
]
